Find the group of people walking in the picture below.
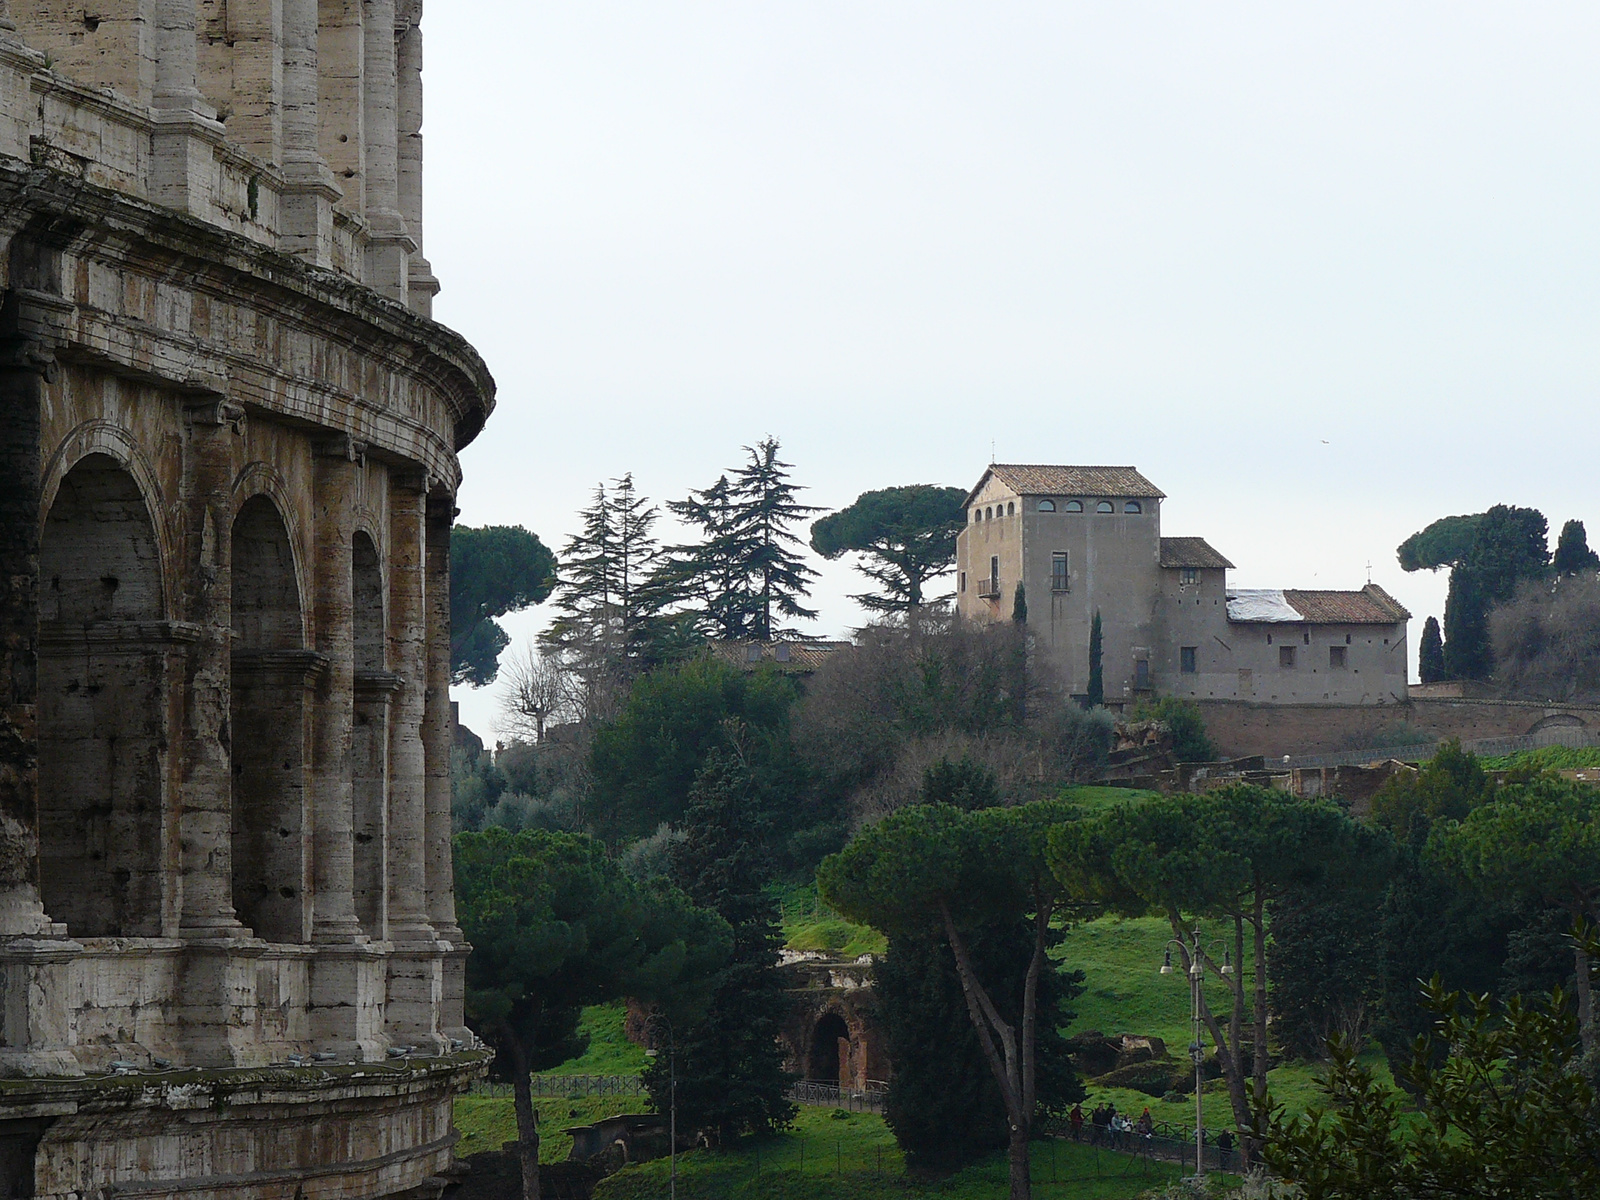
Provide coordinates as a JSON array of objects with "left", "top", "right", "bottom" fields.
[{"left": 1066, "top": 1101, "right": 1154, "bottom": 1150}]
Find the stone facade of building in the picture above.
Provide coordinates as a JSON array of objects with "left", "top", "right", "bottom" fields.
[
  {"left": 0, "top": 3, "right": 489, "bottom": 1196},
  {"left": 955, "top": 464, "right": 1409, "bottom": 706}
]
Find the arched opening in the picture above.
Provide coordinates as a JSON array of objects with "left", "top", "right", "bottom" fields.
[
  {"left": 351, "top": 530, "right": 389, "bottom": 936},
  {"left": 37, "top": 453, "right": 169, "bottom": 937},
  {"left": 231, "top": 494, "right": 313, "bottom": 943},
  {"left": 808, "top": 1012, "right": 851, "bottom": 1086}
]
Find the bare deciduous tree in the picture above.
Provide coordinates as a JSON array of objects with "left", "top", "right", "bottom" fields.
[
  {"left": 498, "top": 646, "right": 579, "bottom": 743},
  {"left": 1491, "top": 573, "right": 1600, "bottom": 701}
]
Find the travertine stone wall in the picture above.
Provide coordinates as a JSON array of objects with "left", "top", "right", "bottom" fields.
[
  {"left": 10, "top": 0, "right": 434, "bottom": 316},
  {"left": 0, "top": 7, "right": 493, "bottom": 1195}
]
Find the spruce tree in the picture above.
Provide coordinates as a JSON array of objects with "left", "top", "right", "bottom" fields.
[
  {"left": 542, "top": 474, "right": 666, "bottom": 673},
  {"left": 659, "top": 438, "right": 820, "bottom": 640},
  {"left": 644, "top": 751, "right": 796, "bottom": 1142},
  {"left": 1419, "top": 616, "right": 1446, "bottom": 684},
  {"left": 1554, "top": 519, "right": 1600, "bottom": 576},
  {"left": 1086, "top": 610, "right": 1104, "bottom": 707}
]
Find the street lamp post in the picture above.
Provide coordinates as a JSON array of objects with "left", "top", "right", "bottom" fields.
[
  {"left": 645, "top": 1014, "right": 677, "bottom": 1200},
  {"left": 1162, "top": 927, "right": 1233, "bottom": 1180}
]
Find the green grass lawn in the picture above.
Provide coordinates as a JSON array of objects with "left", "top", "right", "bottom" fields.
[
  {"left": 539, "top": 1004, "right": 652, "bottom": 1076},
  {"left": 588, "top": 1105, "right": 1229, "bottom": 1199},
  {"left": 454, "top": 1091, "right": 650, "bottom": 1162}
]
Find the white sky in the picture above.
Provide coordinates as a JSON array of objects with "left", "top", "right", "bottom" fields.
[{"left": 426, "top": 2, "right": 1600, "bottom": 741}]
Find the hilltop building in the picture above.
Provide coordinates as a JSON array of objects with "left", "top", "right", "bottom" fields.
[
  {"left": 954, "top": 465, "right": 1409, "bottom": 706},
  {"left": 0, "top": 4, "right": 490, "bottom": 1196}
]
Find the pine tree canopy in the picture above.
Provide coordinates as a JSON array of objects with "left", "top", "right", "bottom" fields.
[
  {"left": 450, "top": 525, "right": 557, "bottom": 687},
  {"left": 809, "top": 484, "right": 967, "bottom": 612}
]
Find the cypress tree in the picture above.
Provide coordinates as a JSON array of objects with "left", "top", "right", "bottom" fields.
[
  {"left": 1419, "top": 616, "right": 1446, "bottom": 684},
  {"left": 1554, "top": 519, "right": 1600, "bottom": 576},
  {"left": 1086, "top": 610, "right": 1104, "bottom": 707},
  {"left": 876, "top": 922, "right": 1084, "bottom": 1174},
  {"left": 1011, "top": 580, "right": 1027, "bottom": 625},
  {"left": 644, "top": 751, "right": 795, "bottom": 1142}
]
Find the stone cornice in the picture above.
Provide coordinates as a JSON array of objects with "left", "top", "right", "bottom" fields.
[{"left": 0, "top": 158, "right": 495, "bottom": 486}]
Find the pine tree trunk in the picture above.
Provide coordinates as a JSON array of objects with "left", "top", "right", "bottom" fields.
[
  {"left": 1574, "top": 940, "right": 1596, "bottom": 1059},
  {"left": 505, "top": 1032, "right": 541, "bottom": 1200},
  {"left": 1007, "top": 1123, "right": 1032, "bottom": 1200}
]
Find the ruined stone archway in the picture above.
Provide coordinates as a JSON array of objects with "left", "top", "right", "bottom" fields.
[
  {"left": 808, "top": 1011, "right": 851, "bottom": 1085},
  {"left": 37, "top": 453, "right": 171, "bottom": 938},
  {"left": 230, "top": 493, "right": 316, "bottom": 944}
]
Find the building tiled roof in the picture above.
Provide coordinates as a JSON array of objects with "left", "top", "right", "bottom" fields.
[
  {"left": 706, "top": 639, "right": 853, "bottom": 673},
  {"left": 964, "top": 464, "right": 1166, "bottom": 506},
  {"left": 1282, "top": 585, "right": 1411, "bottom": 624},
  {"left": 1159, "top": 537, "right": 1235, "bottom": 570},
  {"left": 1227, "top": 584, "right": 1411, "bottom": 625}
]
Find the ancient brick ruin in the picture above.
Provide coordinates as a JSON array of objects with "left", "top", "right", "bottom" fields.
[{"left": 0, "top": 3, "right": 491, "bottom": 1195}]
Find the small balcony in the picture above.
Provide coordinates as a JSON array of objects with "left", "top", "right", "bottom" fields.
[{"left": 977, "top": 576, "right": 1001, "bottom": 599}]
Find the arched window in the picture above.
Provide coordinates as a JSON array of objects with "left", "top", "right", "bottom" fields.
[
  {"left": 1007, "top": 501, "right": 1015, "bottom": 515},
  {"left": 1064, "top": 499, "right": 1083, "bottom": 513},
  {"left": 1037, "top": 499, "right": 1056, "bottom": 513},
  {"left": 986, "top": 507, "right": 993, "bottom": 519},
  {"left": 971, "top": 508, "right": 979, "bottom": 523},
  {"left": 1124, "top": 500, "right": 1142, "bottom": 514},
  {"left": 1096, "top": 500, "right": 1114, "bottom": 514}
]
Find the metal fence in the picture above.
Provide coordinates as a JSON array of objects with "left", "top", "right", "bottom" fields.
[
  {"left": 1042, "top": 1119, "right": 1246, "bottom": 1175},
  {"left": 787, "top": 1080, "right": 886, "bottom": 1113},
  {"left": 472, "top": 1074, "right": 646, "bottom": 1099},
  {"left": 1284, "top": 724, "right": 1600, "bottom": 770}
]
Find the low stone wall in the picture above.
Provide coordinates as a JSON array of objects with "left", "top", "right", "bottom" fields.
[
  {"left": 1, "top": 1050, "right": 488, "bottom": 1200},
  {"left": 1196, "top": 697, "right": 1600, "bottom": 760}
]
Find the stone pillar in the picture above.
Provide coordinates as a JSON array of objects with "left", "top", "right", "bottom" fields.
[
  {"left": 425, "top": 493, "right": 468, "bottom": 1046},
  {"left": 178, "top": 395, "right": 248, "bottom": 938},
  {"left": 397, "top": 15, "right": 438, "bottom": 316},
  {"left": 352, "top": 670, "right": 400, "bottom": 940},
  {"left": 210, "top": 0, "right": 286, "bottom": 167},
  {"left": 282, "top": 0, "right": 340, "bottom": 266},
  {"left": 0, "top": 294, "right": 82, "bottom": 1078},
  {"left": 362, "top": 0, "right": 413, "bottom": 302},
  {"left": 319, "top": 0, "right": 366, "bottom": 216},
  {"left": 309, "top": 437, "right": 364, "bottom": 945},
  {"left": 385, "top": 472, "right": 443, "bottom": 1052},
  {"left": 152, "top": 0, "right": 224, "bottom": 213}
]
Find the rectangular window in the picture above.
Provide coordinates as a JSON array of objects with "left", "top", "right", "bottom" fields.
[
  {"left": 1135, "top": 659, "right": 1150, "bottom": 689},
  {"left": 1180, "top": 567, "right": 1198, "bottom": 586},
  {"left": 1329, "top": 646, "right": 1347, "bottom": 670},
  {"left": 960, "top": 572, "right": 966, "bottom": 593},
  {"left": 1238, "top": 668, "right": 1254, "bottom": 694},
  {"left": 1280, "top": 645, "right": 1297, "bottom": 669},
  {"left": 1051, "top": 552, "right": 1069, "bottom": 592},
  {"left": 1180, "top": 646, "right": 1197, "bottom": 674}
]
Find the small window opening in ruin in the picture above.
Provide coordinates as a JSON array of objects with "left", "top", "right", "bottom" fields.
[
  {"left": 83, "top": 15, "right": 100, "bottom": 32},
  {"left": 1280, "top": 645, "right": 1297, "bottom": 669},
  {"left": 1346, "top": 633, "right": 1352, "bottom": 644},
  {"left": 1038, "top": 499, "right": 1056, "bottom": 512},
  {"left": 1303, "top": 630, "right": 1310, "bottom": 644},
  {"left": 1180, "top": 567, "right": 1198, "bottom": 586},
  {"left": 1051, "top": 552, "right": 1068, "bottom": 592},
  {"left": 1329, "top": 646, "right": 1348, "bottom": 669},
  {"left": 1267, "top": 633, "right": 1272, "bottom": 644},
  {"left": 1181, "top": 646, "right": 1197, "bottom": 674},
  {"left": 1096, "top": 500, "right": 1114, "bottom": 514},
  {"left": 808, "top": 1013, "right": 851, "bottom": 1086},
  {"left": 1124, "top": 500, "right": 1142, "bottom": 514},
  {"left": 960, "top": 571, "right": 966, "bottom": 592},
  {"left": 1065, "top": 499, "right": 1083, "bottom": 513}
]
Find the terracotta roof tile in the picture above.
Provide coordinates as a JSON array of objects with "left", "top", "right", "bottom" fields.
[
  {"left": 1281, "top": 585, "right": 1412, "bottom": 625},
  {"left": 965, "top": 465, "right": 1165, "bottom": 506},
  {"left": 706, "top": 640, "right": 853, "bottom": 672},
  {"left": 1160, "top": 537, "right": 1234, "bottom": 570}
]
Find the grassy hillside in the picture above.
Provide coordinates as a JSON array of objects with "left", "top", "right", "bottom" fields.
[{"left": 1477, "top": 745, "right": 1600, "bottom": 771}]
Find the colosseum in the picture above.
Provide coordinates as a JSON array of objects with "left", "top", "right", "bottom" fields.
[{"left": 0, "top": 2, "right": 491, "bottom": 1195}]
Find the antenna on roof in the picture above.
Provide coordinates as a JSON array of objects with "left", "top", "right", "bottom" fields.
[
  {"left": 1366, "top": 560, "right": 1373, "bottom": 584},
  {"left": 990, "top": 439, "right": 995, "bottom": 464}
]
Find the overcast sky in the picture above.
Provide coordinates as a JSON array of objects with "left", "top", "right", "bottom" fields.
[{"left": 425, "top": 2, "right": 1600, "bottom": 741}]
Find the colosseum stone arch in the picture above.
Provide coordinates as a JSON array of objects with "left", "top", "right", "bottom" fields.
[{"left": 0, "top": 3, "right": 493, "bottom": 1195}]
